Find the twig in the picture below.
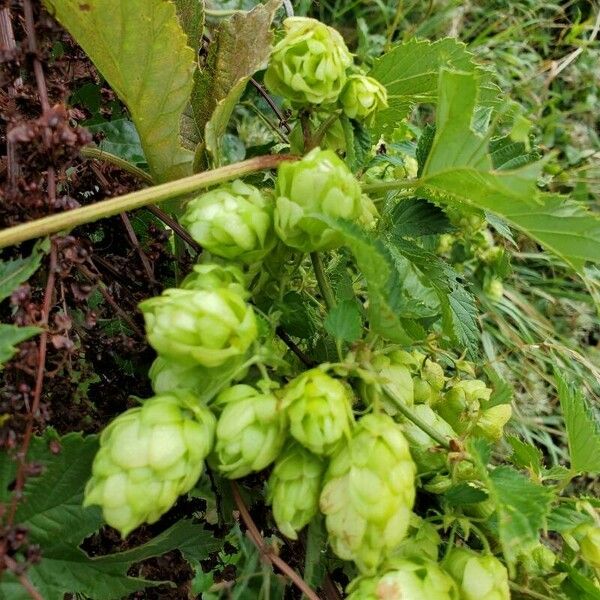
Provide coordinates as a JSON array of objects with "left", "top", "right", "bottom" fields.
[
  {"left": 508, "top": 582, "right": 555, "bottom": 600},
  {"left": 276, "top": 327, "right": 316, "bottom": 367},
  {"left": 230, "top": 482, "right": 321, "bottom": 600},
  {"left": 119, "top": 213, "right": 157, "bottom": 286},
  {"left": 80, "top": 146, "right": 153, "bottom": 184},
  {"left": 310, "top": 252, "right": 336, "bottom": 311},
  {"left": 23, "top": 0, "right": 49, "bottom": 112},
  {"left": 249, "top": 78, "right": 291, "bottom": 134},
  {"left": 3, "top": 557, "right": 43, "bottom": 600},
  {"left": 145, "top": 204, "right": 202, "bottom": 255}
]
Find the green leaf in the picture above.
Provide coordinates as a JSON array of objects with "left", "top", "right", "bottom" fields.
[
  {"left": 44, "top": 0, "right": 196, "bottom": 182},
  {"left": 419, "top": 69, "right": 600, "bottom": 272},
  {"left": 0, "top": 325, "right": 41, "bottom": 369},
  {"left": 471, "top": 441, "right": 554, "bottom": 571},
  {"left": 555, "top": 369, "right": 600, "bottom": 474},
  {"left": 444, "top": 483, "right": 488, "bottom": 507},
  {"left": 86, "top": 119, "right": 146, "bottom": 165},
  {"left": 369, "top": 38, "right": 483, "bottom": 137},
  {"left": 274, "top": 291, "right": 318, "bottom": 340},
  {"left": 0, "top": 433, "right": 219, "bottom": 600},
  {"left": 340, "top": 116, "right": 372, "bottom": 172},
  {"left": 389, "top": 198, "right": 453, "bottom": 238},
  {"left": 174, "top": 0, "right": 205, "bottom": 51},
  {"left": 0, "top": 240, "right": 47, "bottom": 302},
  {"left": 191, "top": 0, "right": 281, "bottom": 161},
  {"left": 325, "top": 300, "right": 363, "bottom": 343},
  {"left": 547, "top": 505, "right": 594, "bottom": 534},
  {"left": 559, "top": 562, "right": 600, "bottom": 600},
  {"left": 506, "top": 436, "right": 543, "bottom": 474}
]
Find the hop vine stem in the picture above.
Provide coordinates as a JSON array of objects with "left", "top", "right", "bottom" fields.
[{"left": 310, "top": 252, "right": 337, "bottom": 311}]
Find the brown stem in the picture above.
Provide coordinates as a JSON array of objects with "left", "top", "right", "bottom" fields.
[
  {"left": 119, "top": 213, "right": 157, "bottom": 286},
  {"left": 3, "top": 557, "right": 44, "bottom": 600},
  {"left": 276, "top": 327, "right": 316, "bottom": 368},
  {"left": 230, "top": 482, "right": 321, "bottom": 600},
  {"left": 145, "top": 204, "right": 202, "bottom": 255},
  {"left": 22, "top": 0, "right": 49, "bottom": 112},
  {"left": 249, "top": 77, "right": 291, "bottom": 134}
]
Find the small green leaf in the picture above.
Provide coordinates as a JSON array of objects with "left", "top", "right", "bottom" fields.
[
  {"left": 559, "top": 562, "right": 600, "bottom": 600},
  {"left": 547, "top": 505, "right": 594, "bottom": 534},
  {"left": 86, "top": 119, "right": 146, "bottom": 165},
  {"left": 325, "top": 300, "right": 363, "bottom": 343},
  {"left": 0, "top": 240, "right": 47, "bottom": 302},
  {"left": 444, "top": 483, "right": 488, "bottom": 507},
  {"left": 389, "top": 198, "right": 453, "bottom": 238},
  {"left": 0, "top": 325, "right": 41, "bottom": 369},
  {"left": 556, "top": 369, "right": 600, "bottom": 474},
  {"left": 506, "top": 436, "right": 543, "bottom": 474},
  {"left": 174, "top": 0, "right": 205, "bottom": 51},
  {"left": 45, "top": 0, "right": 196, "bottom": 182},
  {"left": 274, "top": 291, "right": 318, "bottom": 340}
]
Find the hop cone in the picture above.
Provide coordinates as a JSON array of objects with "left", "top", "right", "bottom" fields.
[
  {"left": 575, "top": 524, "right": 600, "bottom": 569},
  {"left": 181, "top": 263, "right": 248, "bottom": 297},
  {"left": 347, "top": 557, "right": 459, "bottom": 600},
  {"left": 84, "top": 392, "right": 216, "bottom": 536},
  {"left": 394, "top": 515, "right": 441, "bottom": 562},
  {"left": 149, "top": 357, "right": 205, "bottom": 394},
  {"left": 267, "top": 442, "right": 325, "bottom": 539},
  {"left": 264, "top": 17, "right": 352, "bottom": 106},
  {"left": 438, "top": 379, "right": 491, "bottom": 435},
  {"left": 341, "top": 74, "right": 388, "bottom": 121},
  {"left": 211, "top": 384, "right": 287, "bottom": 478},
  {"left": 445, "top": 549, "right": 510, "bottom": 600},
  {"left": 472, "top": 404, "right": 512, "bottom": 441},
  {"left": 181, "top": 180, "right": 275, "bottom": 264},
  {"left": 140, "top": 287, "right": 257, "bottom": 368},
  {"left": 283, "top": 368, "right": 354, "bottom": 456},
  {"left": 402, "top": 405, "right": 455, "bottom": 474},
  {"left": 320, "top": 413, "right": 416, "bottom": 573},
  {"left": 274, "top": 147, "right": 363, "bottom": 251}
]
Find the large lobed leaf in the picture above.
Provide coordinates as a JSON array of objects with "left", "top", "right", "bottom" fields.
[
  {"left": 45, "top": 0, "right": 196, "bottom": 182},
  {"left": 419, "top": 69, "right": 600, "bottom": 273}
]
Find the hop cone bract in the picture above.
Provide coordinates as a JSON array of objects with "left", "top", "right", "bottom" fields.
[
  {"left": 274, "top": 147, "right": 363, "bottom": 251},
  {"left": 181, "top": 180, "right": 275, "bottom": 264},
  {"left": 283, "top": 368, "right": 354, "bottom": 456},
  {"left": 320, "top": 413, "right": 416, "bottom": 573},
  {"left": 212, "top": 384, "right": 287, "bottom": 478},
  {"left": 267, "top": 442, "right": 325, "bottom": 539},
  {"left": 445, "top": 549, "right": 510, "bottom": 600},
  {"left": 180, "top": 263, "right": 248, "bottom": 297},
  {"left": 264, "top": 17, "right": 352, "bottom": 106},
  {"left": 341, "top": 74, "right": 388, "bottom": 121},
  {"left": 149, "top": 357, "right": 205, "bottom": 394},
  {"left": 140, "top": 287, "right": 257, "bottom": 368},
  {"left": 84, "top": 392, "right": 216, "bottom": 536}
]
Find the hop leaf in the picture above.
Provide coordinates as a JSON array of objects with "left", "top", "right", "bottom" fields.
[
  {"left": 341, "top": 74, "right": 388, "bottom": 121},
  {"left": 274, "top": 147, "right": 363, "bottom": 251},
  {"left": 264, "top": 17, "right": 352, "bottom": 106},
  {"left": 267, "top": 442, "right": 325, "bottom": 539},
  {"left": 444, "top": 548, "right": 510, "bottom": 600},
  {"left": 84, "top": 392, "right": 216, "bottom": 537},
  {"left": 140, "top": 287, "right": 257, "bottom": 368},
  {"left": 211, "top": 384, "right": 287, "bottom": 478},
  {"left": 181, "top": 180, "right": 275, "bottom": 264},
  {"left": 282, "top": 368, "right": 355, "bottom": 456},
  {"left": 320, "top": 413, "right": 416, "bottom": 573}
]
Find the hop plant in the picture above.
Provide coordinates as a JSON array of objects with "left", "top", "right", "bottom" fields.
[
  {"left": 148, "top": 357, "right": 204, "bottom": 394},
  {"left": 444, "top": 548, "right": 510, "bottom": 600},
  {"left": 181, "top": 180, "right": 275, "bottom": 264},
  {"left": 472, "top": 403, "right": 512, "bottom": 441},
  {"left": 267, "top": 442, "right": 325, "bottom": 539},
  {"left": 394, "top": 514, "right": 441, "bottom": 562},
  {"left": 320, "top": 413, "right": 416, "bottom": 573},
  {"left": 264, "top": 17, "right": 352, "bottom": 106},
  {"left": 341, "top": 74, "right": 388, "bottom": 121},
  {"left": 274, "top": 147, "right": 364, "bottom": 251},
  {"left": 84, "top": 392, "right": 216, "bottom": 536},
  {"left": 180, "top": 263, "right": 248, "bottom": 297},
  {"left": 361, "top": 354, "right": 414, "bottom": 415},
  {"left": 211, "top": 384, "right": 287, "bottom": 478},
  {"left": 402, "top": 405, "right": 455, "bottom": 473},
  {"left": 438, "top": 379, "right": 491, "bottom": 435},
  {"left": 140, "top": 287, "right": 257, "bottom": 368},
  {"left": 346, "top": 557, "right": 460, "bottom": 600},
  {"left": 282, "top": 368, "right": 354, "bottom": 456},
  {"left": 574, "top": 524, "right": 600, "bottom": 569}
]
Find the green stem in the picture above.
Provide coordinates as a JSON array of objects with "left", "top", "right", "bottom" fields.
[
  {"left": 310, "top": 252, "right": 336, "bottom": 311},
  {"left": 80, "top": 146, "right": 153, "bottom": 184},
  {"left": 361, "top": 179, "right": 419, "bottom": 193},
  {"left": 382, "top": 384, "right": 451, "bottom": 450},
  {"left": 508, "top": 582, "right": 555, "bottom": 600},
  {"left": 0, "top": 155, "right": 296, "bottom": 249}
]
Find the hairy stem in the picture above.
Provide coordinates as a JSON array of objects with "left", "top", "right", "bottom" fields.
[
  {"left": 0, "top": 155, "right": 296, "bottom": 249},
  {"left": 310, "top": 252, "right": 336, "bottom": 311},
  {"left": 81, "top": 146, "right": 154, "bottom": 184},
  {"left": 382, "top": 384, "right": 452, "bottom": 450},
  {"left": 361, "top": 179, "right": 419, "bottom": 193}
]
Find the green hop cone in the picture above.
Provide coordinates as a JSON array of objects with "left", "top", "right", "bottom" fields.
[
  {"left": 211, "top": 384, "right": 287, "bottom": 478},
  {"left": 394, "top": 514, "right": 441, "bottom": 562},
  {"left": 362, "top": 354, "right": 414, "bottom": 415},
  {"left": 283, "top": 368, "right": 354, "bottom": 455},
  {"left": 264, "top": 17, "right": 352, "bottom": 106},
  {"left": 574, "top": 524, "right": 600, "bottom": 569},
  {"left": 84, "top": 392, "right": 216, "bottom": 536},
  {"left": 267, "top": 442, "right": 325, "bottom": 539},
  {"left": 402, "top": 405, "right": 455, "bottom": 474},
  {"left": 181, "top": 180, "right": 275, "bottom": 264},
  {"left": 444, "top": 549, "right": 510, "bottom": 600},
  {"left": 341, "top": 74, "right": 388, "bottom": 121},
  {"left": 347, "top": 557, "right": 459, "bottom": 600},
  {"left": 518, "top": 542, "right": 556, "bottom": 576},
  {"left": 472, "top": 404, "right": 512, "bottom": 442},
  {"left": 181, "top": 263, "right": 248, "bottom": 297},
  {"left": 320, "top": 413, "right": 416, "bottom": 573},
  {"left": 140, "top": 287, "right": 257, "bottom": 368},
  {"left": 149, "top": 357, "right": 204, "bottom": 394},
  {"left": 274, "top": 147, "right": 363, "bottom": 251},
  {"left": 438, "top": 379, "right": 491, "bottom": 435}
]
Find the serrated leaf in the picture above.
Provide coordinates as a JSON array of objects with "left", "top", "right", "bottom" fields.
[
  {"left": 444, "top": 483, "right": 488, "bottom": 507},
  {"left": 489, "top": 135, "right": 540, "bottom": 171},
  {"left": 369, "top": 38, "right": 482, "bottom": 137},
  {"left": 0, "top": 325, "right": 41, "bottom": 369},
  {"left": 416, "top": 124, "right": 435, "bottom": 177},
  {"left": 45, "top": 0, "right": 195, "bottom": 182},
  {"left": 471, "top": 441, "right": 554, "bottom": 571},
  {"left": 274, "top": 291, "right": 318, "bottom": 340},
  {"left": 389, "top": 198, "right": 453, "bottom": 238},
  {"left": 0, "top": 240, "right": 47, "bottom": 302},
  {"left": 419, "top": 69, "right": 600, "bottom": 272},
  {"left": 506, "top": 436, "right": 543, "bottom": 474},
  {"left": 559, "top": 562, "right": 600, "bottom": 600},
  {"left": 0, "top": 433, "right": 219, "bottom": 600},
  {"left": 324, "top": 300, "right": 362, "bottom": 343},
  {"left": 341, "top": 116, "right": 372, "bottom": 172},
  {"left": 547, "top": 505, "right": 594, "bottom": 534},
  {"left": 191, "top": 0, "right": 280, "bottom": 160},
  {"left": 556, "top": 369, "right": 600, "bottom": 474}
]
